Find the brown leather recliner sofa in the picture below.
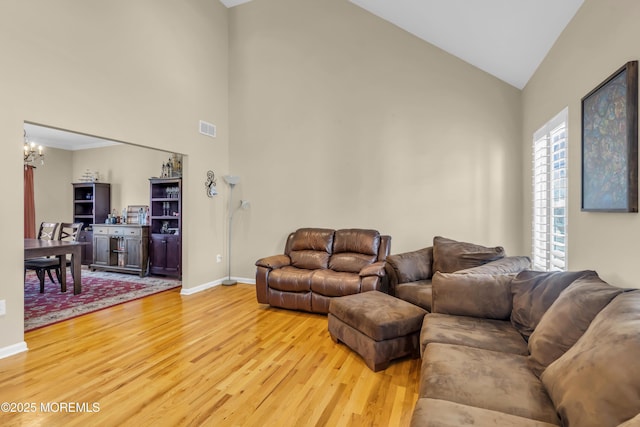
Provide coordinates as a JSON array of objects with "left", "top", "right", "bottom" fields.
[
  {"left": 385, "top": 236, "right": 532, "bottom": 311},
  {"left": 255, "top": 228, "right": 391, "bottom": 313}
]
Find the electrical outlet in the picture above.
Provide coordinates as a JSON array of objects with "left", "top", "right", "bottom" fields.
[
  {"left": 0, "top": 300, "right": 6, "bottom": 316},
  {"left": 216, "top": 254, "right": 222, "bottom": 263}
]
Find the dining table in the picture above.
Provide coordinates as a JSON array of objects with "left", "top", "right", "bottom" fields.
[{"left": 24, "top": 238, "right": 87, "bottom": 295}]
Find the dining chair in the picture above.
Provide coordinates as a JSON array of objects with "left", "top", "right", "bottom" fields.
[
  {"left": 24, "top": 222, "right": 61, "bottom": 292},
  {"left": 51, "top": 222, "right": 84, "bottom": 288}
]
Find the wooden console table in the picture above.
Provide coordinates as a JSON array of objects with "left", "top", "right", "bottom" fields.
[{"left": 90, "top": 224, "right": 149, "bottom": 277}]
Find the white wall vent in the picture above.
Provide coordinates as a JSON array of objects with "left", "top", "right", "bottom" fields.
[{"left": 199, "top": 120, "right": 216, "bottom": 138}]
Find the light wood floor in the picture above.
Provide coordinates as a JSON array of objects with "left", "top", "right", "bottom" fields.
[{"left": 0, "top": 284, "right": 421, "bottom": 426}]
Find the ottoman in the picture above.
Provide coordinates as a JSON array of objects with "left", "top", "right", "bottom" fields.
[{"left": 328, "top": 291, "right": 427, "bottom": 371}]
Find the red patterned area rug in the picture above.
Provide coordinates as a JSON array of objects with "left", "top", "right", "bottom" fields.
[{"left": 24, "top": 268, "right": 181, "bottom": 331}]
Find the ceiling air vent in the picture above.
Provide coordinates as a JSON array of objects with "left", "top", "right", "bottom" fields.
[{"left": 199, "top": 120, "right": 216, "bottom": 138}]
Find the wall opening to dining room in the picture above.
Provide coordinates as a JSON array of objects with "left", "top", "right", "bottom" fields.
[{"left": 23, "top": 122, "right": 185, "bottom": 332}]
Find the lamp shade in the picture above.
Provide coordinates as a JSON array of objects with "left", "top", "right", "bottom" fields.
[{"left": 223, "top": 175, "right": 240, "bottom": 186}]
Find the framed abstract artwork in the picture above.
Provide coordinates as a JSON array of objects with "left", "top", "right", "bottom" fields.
[{"left": 581, "top": 60, "right": 638, "bottom": 212}]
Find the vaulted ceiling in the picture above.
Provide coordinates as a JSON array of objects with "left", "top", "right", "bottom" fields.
[{"left": 219, "top": 0, "right": 585, "bottom": 89}]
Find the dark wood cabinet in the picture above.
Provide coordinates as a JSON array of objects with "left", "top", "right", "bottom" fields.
[
  {"left": 148, "top": 178, "right": 181, "bottom": 278},
  {"left": 149, "top": 234, "right": 180, "bottom": 277},
  {"left": 90, "top": 225, "right": 149, "bottom": 276},
  {"left": 72, "top": 182, "right": 110, "bottom": 265}
]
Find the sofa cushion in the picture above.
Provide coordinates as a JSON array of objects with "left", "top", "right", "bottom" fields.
[
  {"left": 288, "top": 228, "right": 334, "bottom": 270},
  {"left": 395, "top": 281, "right": 432, "bottom": 311},
  {"left": 420, "top": 313, "right": 528, "bottom": 357},
  {"left": 431, "top": 272, "right": 513, "bottom": 320},
  {"left": 411, "top": 398, "right": 561, "bottom": 427},
  {"left": 333, "top": 229, "right": 380, "bottom": 255},
  {"left": 328, "top": 229, "right": 380, "bottom": 273},
  {"left": 455, "top": 255, "right": 531, "bottom": 275},
  {"left": 289, "top": 228, "right": 335, "bottom": 252},
  {"left": 386, "top": 247, "right": 433, "bottom": 282},
  {"left": 329, "top": 253, "right": 377, "bottom": 273},
  {"left": 510, "top": 270, "right": 598, "bottom": 338},
  {"left": 528, "top": 274, "right": 623, "bottom": 377},
  {"left": 541, "top": 291, "right": 640, "bottom": 427},
  {"left": 268, "top": 266, "right": 314, "bottom": 292},
  {"left": 421, "top": 343, "right": 559, "bottom": 425},
  {"left": 432, "top": 236, "right": 505, "bottom": 274},
  {"left": 310, "top": 270, "right": 361, "bottom": 297},
  {"left": 289, "top": 250, "right": 330, "bottom": 270}
]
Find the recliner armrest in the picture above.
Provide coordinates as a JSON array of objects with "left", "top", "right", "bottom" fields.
[
  {"left": 359, "top": 261, "right": 386, "bottom": 278},
  {"left": 255, "top": 254, "right": 291, "bottom": 269}
]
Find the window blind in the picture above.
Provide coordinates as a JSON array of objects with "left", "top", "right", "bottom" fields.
[{"left": 532, "top": 108, "right": 568, "bottom": 271}]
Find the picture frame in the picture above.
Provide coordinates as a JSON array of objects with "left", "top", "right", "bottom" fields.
[{"left": 581, "top": 60, "right": 638, "bottom": 212}]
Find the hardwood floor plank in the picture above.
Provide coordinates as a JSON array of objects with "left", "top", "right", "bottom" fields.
[{"left": 0, "top": 284, "right": 420, "bottom": 426}]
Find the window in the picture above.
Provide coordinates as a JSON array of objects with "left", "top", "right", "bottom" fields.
[{"left": 532, "top": 108, "right": 568, "bottom": 271}]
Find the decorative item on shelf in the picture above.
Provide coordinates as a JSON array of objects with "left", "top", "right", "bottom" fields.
[
  {"left": 127, "top": 205, "right": 148, "bottom": 224},
  {"left": 205, "top": 170, "right": 218, "bottom": 197},
  {"left": 23, "top": 129, "right": 44, "bottom": 168},
  {"left": 160, "top": 153, "right": 183, "bottom": 178},
  {"left": 171, "top": 153, "right": 183, "bottom": 177},
  {"left": 79, "top": 169, "right": 99, "bottom": 182},
  {"left": 161, "top": 221, "right": 170, "bottom": 234}
]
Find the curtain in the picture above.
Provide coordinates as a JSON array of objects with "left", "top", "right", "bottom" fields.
[{"left": 24, "top": 165, "right": 36, "bottom": 238}]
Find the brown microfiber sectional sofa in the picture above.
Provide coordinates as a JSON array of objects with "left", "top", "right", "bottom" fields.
[
  {"left": 385, "top": 236, "right": 531, "bottom": 311},
  {"left": 411, "top": 269, "right": 640, "bottom": 427}
]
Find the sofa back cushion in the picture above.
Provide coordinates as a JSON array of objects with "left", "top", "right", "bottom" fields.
[
  {"left": 510, "top": 270, "right": 598, "bottom": 338},
  {"left": 432, "top": 272, "right": 513, "bottom": 320},
  {"left": 288, "top": 228, "right": 335, "bottom": 270},
  {"left": 455, "top": 256, "right": 531, "bottom": 275},
  {"left": 527, "top": 274, "right": 623, "bottom": 377},
  {"left": 329, "top": 229, "right": 380, "bottom": 273},
  {"left": 541, "top": 291, "right": 640, "bottom": 427},
  {"left": 432, "top": 236, "right": 505, "bottom": 274}
]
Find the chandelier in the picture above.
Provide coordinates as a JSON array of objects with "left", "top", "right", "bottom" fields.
[{"left": 24, "top": 130, "right": 44, "bottom": 167}]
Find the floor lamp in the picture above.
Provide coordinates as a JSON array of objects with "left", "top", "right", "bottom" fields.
[{"left": 223, "top": 175, "right": 240, "bottom": 286}]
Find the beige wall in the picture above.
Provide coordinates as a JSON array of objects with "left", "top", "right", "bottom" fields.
[
  {"left": 32, "top": 147, "right": 74, "bottom": 228},
  {"left": 228, "top": 0, "right": 524, "bottom": 278},
  {"left": 1, "top": 0, "right": 229, "bottom": 350},
  {"left": 33, "top": 144, "right": 174, "bottom": 228},
  {"left": 522, "top": 0, "right": 640, "bottom": 288}
]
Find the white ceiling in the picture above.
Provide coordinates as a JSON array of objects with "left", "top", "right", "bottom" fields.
[
  {"left": 24, "top": 123, "right": 120, "bottom": 151},
  {"left": 220, "top": 0, "right": 585, "bottom": 89}
]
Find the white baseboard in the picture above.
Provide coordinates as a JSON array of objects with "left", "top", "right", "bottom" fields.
[
  {"left": 0, "top": 341, "right": 28, "bottom": 360},
  {"left": 180, "top": 276, "right": 255, "bottom": 296}
]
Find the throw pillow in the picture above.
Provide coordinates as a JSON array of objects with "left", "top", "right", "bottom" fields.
[
  {"left": 510, "top": 270, "right": 597, "bottom": 338},
  {"left": 431, "top": 272, "right": 513, "bottom": 320},
  {"left": 541, "top": 291, "right": 640, "bottom": 427},
  {"left": 432, "top": 236, "right": 505, "bottom": 274},
  {"left": 527, "top": 274, "right": 623, "bottom": 377}
]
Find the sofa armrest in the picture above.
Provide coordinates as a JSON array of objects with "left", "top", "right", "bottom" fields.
[
  {"left": 431, "top": 272, "right": 514, "bottom": 320},
  {"left": 359, "top": 261, "right": 386, "bottom": 278},
  {"left": 255, "top": 254, "right": 291, "bottom": 269},
  {"left": 385, "top": 246, "right": 433, "bottom": 295}
]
